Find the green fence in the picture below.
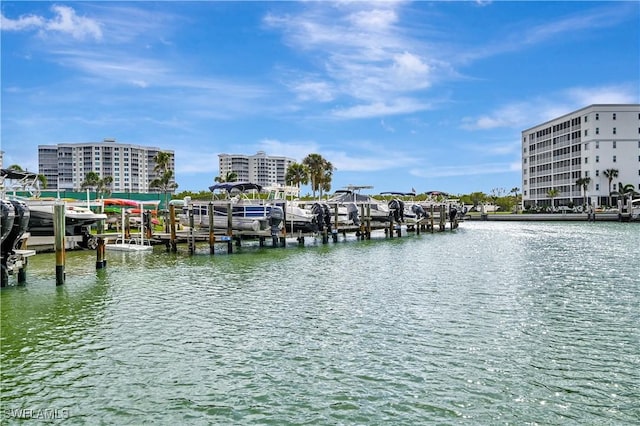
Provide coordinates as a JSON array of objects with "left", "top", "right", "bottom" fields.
[{"left": 11, "top": 191, "right": 169, "bottom": 209}]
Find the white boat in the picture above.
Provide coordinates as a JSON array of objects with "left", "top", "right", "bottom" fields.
[
  {"left": 631, "top": 198, "right": 640, "bottom": 220},
  {"left": 379, "top": 192, "right": 429, "bottom": 225},
  {"left": 21, "top": 199, "right": 107, "bottom": 237},
  {"left": 177, "top": 182, "right": 284, "bottom": 233},
  {"left": 323, "top": 186, "right": 391, "bottom": 226},
  {"left": 264, "top": 185, "right": 317, "bottom": 233}
]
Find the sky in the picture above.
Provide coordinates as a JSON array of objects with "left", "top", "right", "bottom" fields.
[{"left": 2, "top": 1, "right": 639, "bottom": 196}]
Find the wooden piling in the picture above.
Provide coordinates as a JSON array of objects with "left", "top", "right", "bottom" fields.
[
  {"left": 53, "top": 203, "right": 65, "bottom": 286},
  {"left": 431, "top": 206, "right": 435, "bottom": 232},
  {"left": 96, "top": 238, "right": 106, "bottom": 269},
  {"left": 208, "top": 203, "right": 215, "bottom": 254},
  {"left": 169, "top": 204, "right": 177, "bottom": 252},
  {"left": 188, "top": 205, "right": 195, "bottom": 255},
  {"left": 17, "top": 266, "right": 27, "bottom": 284},
  {"left": 96, "top": 203, "right": 106, "bottom": 269}
]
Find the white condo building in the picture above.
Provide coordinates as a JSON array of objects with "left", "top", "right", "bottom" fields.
[
  {"left": 218, "top": 151, "right": 295, "bottom": 187},
  {"left": 522, "top": 104, "right": 640, "bottom": 209},
  {"left": 38, "top": 139, "right": 175, "bottom": 193}
]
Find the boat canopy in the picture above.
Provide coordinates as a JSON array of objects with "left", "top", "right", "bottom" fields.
[
  {"left": 379, "top": 192, "right": 416, "bottom": 197},
  {"left": 208, "top": 182, "right": 263, "bottom": 193}
]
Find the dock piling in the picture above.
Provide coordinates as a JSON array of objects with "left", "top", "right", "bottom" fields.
[{"left": 53, "top": 203, "right": 66, "bottom": 286}]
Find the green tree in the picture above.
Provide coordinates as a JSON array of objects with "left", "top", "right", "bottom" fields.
[
  {"left": 547, "top": 188, "right": 559, "bottom": 210},
  {"left": 469, "top": 192, "right": 486, "bottom": 210},
  {"left": 603, "top": 168, "right": 618, "bottom": 206},
  {"left": 319, "top": 161, "right": 335, "bottom": 197},
  {"left": 285, "top": 162, "right": 309, "bottom": 191},
  {"left": 150, "top": 151, "right": 177, "bottom": 209},
  {"left": 510, "top": 187, "right": 520, "bottom": 213},
  {"left": 490, "top": 188, "right": 505, "bottom": 213},
  {"left": 302, "top": 154, "right": 333, "bottom": 199},
  {"left": 619, "top": 183, "right": 637, "bottom": 205},
  {"left": 214, "top": 171, "right": 238, "bottom": 183},
  {"left": 81, "top": 172, "right": 112, "bottom": 199},
  {"left": 575, "top": 177, "right": 591, "bottom": 207}
]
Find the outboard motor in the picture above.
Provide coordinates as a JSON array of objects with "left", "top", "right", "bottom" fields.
[
  {"left": 388, "top": 199, "right": 405, "bottom": 222},
  {"left": 1, "top": 200, "right": 16, "bottom": 246},
  {"left": 449, "top": 206, "right": 458, "bottom": 222},
  {"left": 322, "top": 203, "right": 332, "bottom": 230},
  {"left": 2, "top": 200, "right": 29, "bottom": 255},
  {"left": 268, "top": 205, "right": 284, "bottom": 236},
  {"left": 346, "top": 203, "right": 360, "bottom": 226},
  {"left": 411, "top": 203, "right": 427, "bottom": 220},
  {"left": 311, "top": 203, "right": 325, "bottom": 232}
]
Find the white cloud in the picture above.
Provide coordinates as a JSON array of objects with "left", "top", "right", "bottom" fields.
[
  {"left": 1, "top": 13, "right": 44, "bottom": 31},
  {"left": 291, "top": 80, "right": 335, "bottom": 102},
  {"left": 45, "top": 5, "right": 102, "bottom": 40},
  {"left": 332, "top": 98, "right": 430, "bottom": 119},
  {"left": 462, "top": 83, "right": 640, "bottom": 131},
  {"left": 1, "top": 5, "right": 102, "bottom": 40},
  {"left": 264, "top": 3, "right": 440, "bottom": 116}
]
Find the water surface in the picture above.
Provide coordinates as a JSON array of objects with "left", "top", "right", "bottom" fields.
[{"left": 2, "top": 221, "right": 639, "bottom": 424}]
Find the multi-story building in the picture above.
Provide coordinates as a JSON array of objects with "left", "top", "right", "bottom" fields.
[
  {"left": 522, "top": 104, "right": 640, "bottom": 209},
  {"left": 38, "top": 139, "right": 175, "bottom": 193},
  {"left": 218, "top": 151, "right": 295, "bottom": 187}
]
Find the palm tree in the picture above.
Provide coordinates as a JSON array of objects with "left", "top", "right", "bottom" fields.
[
  {"left": 81, "top": 171, "right": 112, "bottom": 199},
  {"left": 302, "top": 153, "right": 330, "bottom": 199},
  {"left": 575, "top": 177, "right": 591, "bottom": 207},
  {"left": 603, "top": 168, "right": 618, "bottom": 206},
  {"left": 547, "top": 188, "right": 559, "bottom": 210},
  {"left": 319, "top": 161, "right": 335, "bottom": 198},
  {"left": 510, "top": 187, "right": 520, "bottom": 213},
  {"left": 7, "top": 164, "right": 47, "bottom": 191},
  {"left": 151, "top": 151, "right": 177, "bottom": 209},
  {"left": 285, "top": 163, "right": 309, "bottom": 194},
  {"left": 619, "top": 183, "right": 637, "bottom": 205},
  {"left": 214, "top": 171, "right": 238, "bottom": 183}
]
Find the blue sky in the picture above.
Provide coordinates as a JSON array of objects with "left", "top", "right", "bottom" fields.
[{"left": 2, "top": 1, "right": 639, "bottom": 196}]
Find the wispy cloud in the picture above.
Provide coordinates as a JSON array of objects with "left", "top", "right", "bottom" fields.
[
  {"left": 1, "top": 5, "right": 102, "bottom": 40},
  {"left": 459, "top": 3, "right": 634, "bottom": 63},
  {"left": 462, "top": 83, "right": 640, "bottom": 130},
  {"left": 264, "top": 2, "right": 440, "bottom": 118}
]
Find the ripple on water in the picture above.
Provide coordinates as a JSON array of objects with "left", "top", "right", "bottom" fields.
[{"left": 1, "top": 221, "right": 639, "bottom": 424}]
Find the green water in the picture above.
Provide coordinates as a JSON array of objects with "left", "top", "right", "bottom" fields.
[{"left": 2, "top": 222, "right": 639, "bottom": 424}]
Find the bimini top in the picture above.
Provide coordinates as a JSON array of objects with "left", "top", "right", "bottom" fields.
[
  {"left": 208, "top": 182, "right": 263, "bottom": 193},
  {"left": 380, "top": 192, "right": 416, "bottom": 197}
]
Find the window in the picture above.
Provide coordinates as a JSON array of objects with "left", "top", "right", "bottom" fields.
[
  {"left": 595, "top": 184, "right": 600, "bottom": 191},
  {"left": 596, "top": 113, "right": 599, "bottom": 120},
  {"left": 613, "top": 155, "right": 617, "bottom": 163},
  {"left": 585, "top": 171, "right": 589, "bottom": 177},
  {"left": 584, "top": 129, "right": 588, "bottom": 136},
  {"left": 613, "top": 141, "right": 616, "bottom": 149},
  {"left": 585, "top": 157, "right": 589, "bottom": 164},
  {"left": 584, "top": 143, "right": 589, "bottom": 150},
  {"left": 596, "top": 170, "right": 599, "bottom": 177},
  {"left": 596, "top": 141, "right": 600, "bottom": 149},
  {"left": 613, "top": 128, "right": 617, "bottom": 135},
  {"left": 596, "top": 128, "right": 599, "bottom": 135},
  {"left": 596, "top": 155, "right": 599, "bottom": 163},
  {"left": 613, "top": 113, "right": 616, "bottom": 120}
]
